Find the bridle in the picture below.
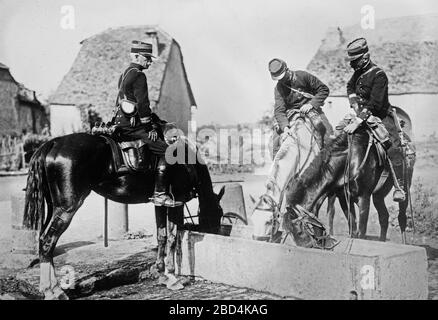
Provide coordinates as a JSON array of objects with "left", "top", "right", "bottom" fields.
[{"left": 284, "top": 205, "right": 339, "bottom": 250}]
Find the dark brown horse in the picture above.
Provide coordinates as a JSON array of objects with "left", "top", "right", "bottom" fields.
[
  {"left": 23, "top": 131, "right": 224, "bottom": 299},
  {"left": 284, "top": 128, "right": 414, "bottom": 243}
]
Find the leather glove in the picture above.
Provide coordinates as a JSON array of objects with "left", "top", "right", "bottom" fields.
[
  {"left": 348, "top": 95, "right": 359, "bottom": 114},
  {"left": 148, "top": 129, "right": 158, "bottom": 141},
  {"left": 343, "top": 117, "right": 364, "bottom": 134},
  {"left": 299, "top": 103, "right": 314, "bottom": 115},
  {"left": 281, "top": 126, "right": 292, "bottom": 142}
]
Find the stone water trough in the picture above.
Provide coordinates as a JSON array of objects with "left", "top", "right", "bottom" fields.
[{"left": 179, "top": 225, "right": 428, "bottom": 300}]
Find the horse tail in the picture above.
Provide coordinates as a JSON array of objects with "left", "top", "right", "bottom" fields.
[{"left": 23, "top": 140, "right": 52, "bottom": 231}]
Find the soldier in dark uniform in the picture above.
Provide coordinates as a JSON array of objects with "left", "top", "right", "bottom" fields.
[
  {"left": 268, "top": 58, "right": 333, "bottom": 156},
  {"left": 335, "top": 37, "right": 405, "bottom": 202},
  {"left": 260, "top": 59, "right": 333, "bottom": 202},
  {"left": 113, "top": 40, "right": 182, "bottom": 207}
]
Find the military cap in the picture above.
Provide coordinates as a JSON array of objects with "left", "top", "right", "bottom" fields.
[
  {"left": 346, "top": 38, "right": 369, "bottom": 61},
  {"left": 268, "top": 58, "right": 288, "bottom": 80},
  {"left": 131, "top": 40, "right": 155, "bottom": 58}
]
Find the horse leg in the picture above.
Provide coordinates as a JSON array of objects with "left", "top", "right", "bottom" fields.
[
  {"left": 372, "top": 193, "right": 389, "bottom": 242},
  {"left": 39, "top": 207, "right": 77, "bottom": 300},
  {"left": 173, "top": 206, "right": 184, "bottom": 276},
  {"left": 164, "top": 206, "right": 184, "bottom": 290},
  {"left": 327, "top": 194, "right": 336, "bottom": 236},
  {"left": 154, "top": 206, "right": 167, "bottom": 273},
  {"left": 397, "top": 172, "right": 413, "bottom": 245},
  {"left": 337, "top": 191, "right": 358, "bottom": 237},
  {"left": 357, "top": 195, "right": 371, "bottom": 239},
  {"left": 398, "top": 198, "right": 408, "bottom": 244}
]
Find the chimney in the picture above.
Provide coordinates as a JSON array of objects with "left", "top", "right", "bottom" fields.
[{"left": 145, "top": 30, "right": 159, "bottom": 58}]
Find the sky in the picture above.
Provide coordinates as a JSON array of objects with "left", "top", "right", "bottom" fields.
[{"left": 1, "top": 0, "right": 438, "bottom": 125}]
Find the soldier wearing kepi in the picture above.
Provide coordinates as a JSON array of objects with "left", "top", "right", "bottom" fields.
[
  {"left": 269, "top": 58, "right": 333, "bottom": 156},
  {"left": 335, "top": 37, "right": 405, "bottom": 202},
  {"left": 113, "top": 40, "right": 182, "bottom": 207}
]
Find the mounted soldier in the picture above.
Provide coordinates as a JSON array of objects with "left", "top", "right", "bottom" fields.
[
  {"left": 270, "top": 58, "right": 333, "bottom": 156},
  {"left": 335, "top": 37, "right": 406, "bottom": 202},
  {"left": 251, "top": 59, "right": 335, "bottom": 243},
  {"left": 266, "top": 59, "right": 333, "bottom": 197},
  {"left": 112, "top": 40, "right": 182, "bottom": 207}
]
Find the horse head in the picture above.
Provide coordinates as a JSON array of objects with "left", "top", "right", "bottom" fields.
[{"left": 201, "top": 185, "right": 225, "bottom": 233}]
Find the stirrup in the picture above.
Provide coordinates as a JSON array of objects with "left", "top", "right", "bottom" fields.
[
  {"left": 393, "top": 189, "right": 406, "bottom": 202},
  {"left": 149, "top": 193, "right": 183, "bottom": 207}
]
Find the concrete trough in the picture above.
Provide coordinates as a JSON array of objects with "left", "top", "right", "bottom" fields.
[{"left": 180, "top": 227, "right": 428, "bottom": 300}]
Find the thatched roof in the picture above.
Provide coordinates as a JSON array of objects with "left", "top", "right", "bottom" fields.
[
  {"left": 307, "top": 14, "right": 438, "bottom": 96},
  {"left": 49, "top": 25, "right": 196, "bottom": 116}
]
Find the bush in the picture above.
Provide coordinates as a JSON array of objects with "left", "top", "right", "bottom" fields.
[
  {"left": 389, "top": 177, "right": 438, "bottom": 238},
  {"left": 410, "top": 178, "right": 438, "bottom": 237}
]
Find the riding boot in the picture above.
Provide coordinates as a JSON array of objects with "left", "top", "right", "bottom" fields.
[{"left": 150, "top": 157, "right": 183, "bottom": 207}]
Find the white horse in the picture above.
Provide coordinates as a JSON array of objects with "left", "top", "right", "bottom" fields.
[{"left": 251, "top": 113, "right": 327, "bottom": 242}]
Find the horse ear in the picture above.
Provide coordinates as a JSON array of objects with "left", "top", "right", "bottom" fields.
[{"left": 217, "top": 186, "right": 225, "bottom": 201}]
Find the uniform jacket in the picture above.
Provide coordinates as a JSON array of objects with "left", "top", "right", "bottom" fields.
[
  {"left": 274, "top": 70, "right": 330, "bottom": 130},
  {"left": 347, "top": 62, "right": 390, "bottom": 120},
  {"left": 114, "top": 63, "right": 152, "bottom": 128}
]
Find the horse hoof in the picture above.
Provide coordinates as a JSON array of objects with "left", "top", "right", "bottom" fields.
[
  {"left": 43, "top": 290, "right": 56, "bottom": 300},
  {"left": 168, "top": 281, "right": 184, "bottom": 291},
  {"left": 44, "top": 286, "right": 69, "bottom": 300},
  {"left": 401, "top": 232, "right": 407, "bottom": 245},
  {"left": 156, "top": 262, "right": 165, "bottom": 273},
  {"left": 166, "top": 274, "right": 184, "bottom": 291},
  {"left": 52, "top": 286, "right": 69, "bottom": 300},
  {"left": 158, "top": 275, "right": 168, "bottom": 286}
]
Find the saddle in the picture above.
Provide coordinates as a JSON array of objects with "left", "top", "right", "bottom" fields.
[{"left": 91, "top": 123, "right": 157, "bottom": 175}]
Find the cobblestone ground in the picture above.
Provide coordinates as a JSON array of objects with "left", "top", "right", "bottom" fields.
[{"left": 81, "top": 279, "right": 293, "bottom": 300}]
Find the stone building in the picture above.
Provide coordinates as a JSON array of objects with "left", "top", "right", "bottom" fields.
[{"left": 0, "top": 62, "right": 47, "bottom": 136}]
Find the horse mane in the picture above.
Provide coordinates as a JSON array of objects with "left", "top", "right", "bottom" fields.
[{"left": 286, "top": 132, "right": 349, "bottom": 205}]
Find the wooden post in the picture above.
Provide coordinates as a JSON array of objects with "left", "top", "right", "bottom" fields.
[
  {"left": 107, "top": 199, "right": 129, "bottom": 240},
  {"left": 228, "top": 135, "right": 232, "bottom": 165},
  {"left": 104, "top": 197, "right": 108, "bottom": 247},
  {"left": 11, "top": 192, "right": 39, "bottom": 267}
]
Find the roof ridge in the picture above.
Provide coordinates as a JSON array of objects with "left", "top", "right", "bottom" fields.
[{"left": 80, "top": 25, "right": 173, "bottom": 44}]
